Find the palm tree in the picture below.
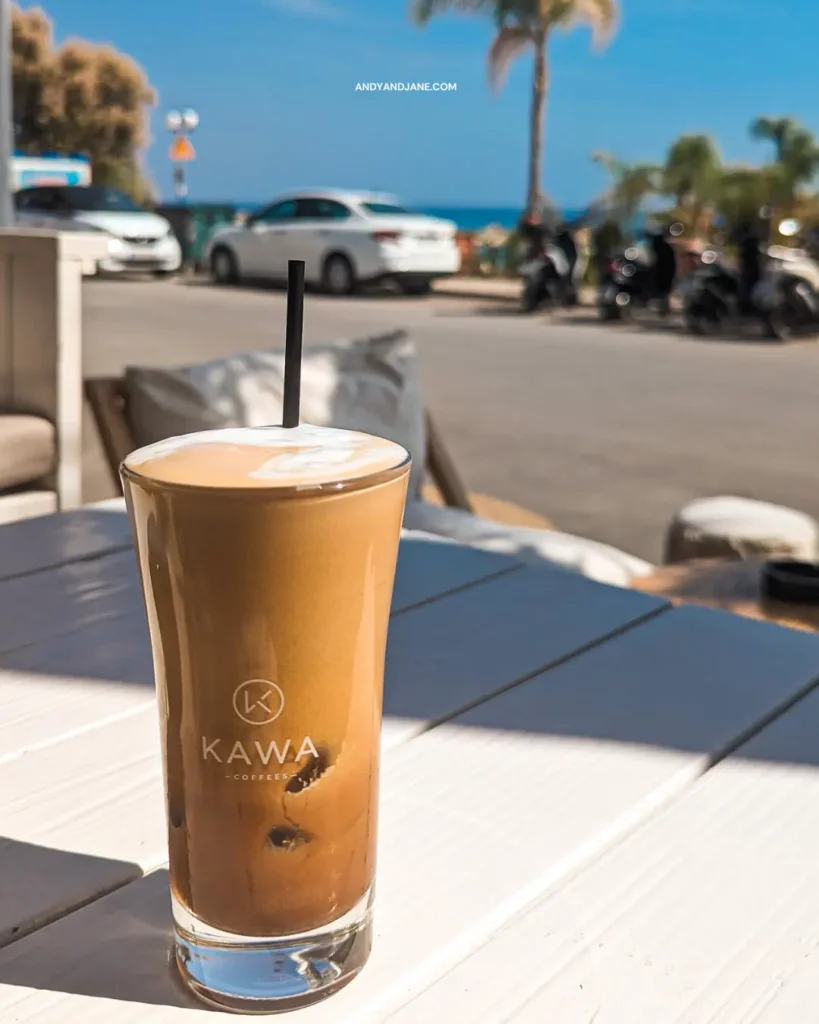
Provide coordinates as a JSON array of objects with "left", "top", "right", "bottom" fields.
[
  {"left": 750, "top": 116, "right": 802, "bottom": 164},
  {"left": 591, "top": 151, "right": 658, "bottom": 223},
  {"left": 411, "top": 0, "right": 618, "bottom": 216},
  {"left": 750, "top": 116, "right": 819, "bottom": 209},
  {"left": 661, "top": 134, "right": 720, "bottom": 235},
  {"left": 713, "top": 164, "right": 777, "bottom": 236}
]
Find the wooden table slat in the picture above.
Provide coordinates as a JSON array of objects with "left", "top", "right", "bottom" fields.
[
  {"left": 0, "top": 506, "right": 133, "bottom": 581},
  {"left": 386, "top": 683, "right": 819, "bottom": 1024},
  {"left": 0, "top": 550, "right": 143, "bottom": 659},
  {"left": 3, "top": 605, "right": 819, "bottom": 1021}
]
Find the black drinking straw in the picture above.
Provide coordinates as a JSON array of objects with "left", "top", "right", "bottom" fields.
[{"left": 282, "top": 259, "right": 305, "bottom": 428}]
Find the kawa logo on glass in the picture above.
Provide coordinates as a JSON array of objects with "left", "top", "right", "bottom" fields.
[
  {"left": 232, "top": 679, "right": 285, "bottom": 725},
  {"left": 201, "top": 678, "right": 318, "bottom": 768}
]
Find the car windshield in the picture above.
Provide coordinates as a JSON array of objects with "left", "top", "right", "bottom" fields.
[
  {"left": 361, "top": 202, "right": 417, "bottom": 216},
  {"left": 62, "top": 187, "right": 143, "bottom": 212}
]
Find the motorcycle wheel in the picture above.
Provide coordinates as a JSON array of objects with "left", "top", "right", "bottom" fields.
[
  {"left": 763, "top": 308, "right": 796, "bottom": 342},
  {"left": 599, "top": 303, "right": 621, "bottom": 322},
  {"left": 521, "top": 279, "right": 541, "bottom": 314},
  {"left": 685, "top": 304, "right": 722, "bottom": 337},
  {"left": 629, "top": 301, "right": 654, "bottom": 328}
]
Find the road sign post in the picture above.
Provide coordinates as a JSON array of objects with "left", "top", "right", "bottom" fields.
[
  {"left": 165, "top": 109, "right": 199, "bottom": 268},
  {"left": 166, "top": 108, "right": 198, "bottom": 202}
]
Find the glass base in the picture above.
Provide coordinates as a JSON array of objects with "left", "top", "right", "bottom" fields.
[{"left": 172, "top": 889, "right": 373, "bottom": 1014}]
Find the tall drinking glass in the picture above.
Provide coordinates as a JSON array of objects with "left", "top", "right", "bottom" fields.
[{"left": 121, "top": 424, "right": 410, "bottom": 1013}]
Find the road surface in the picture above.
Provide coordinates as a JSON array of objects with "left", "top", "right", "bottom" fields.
[{"left": 82, "top": 277, "right": 819, "bottom": 563}]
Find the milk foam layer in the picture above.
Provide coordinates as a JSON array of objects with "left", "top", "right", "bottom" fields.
[{"left": 123, "top": 424, "right": 410, "bottom": 489}]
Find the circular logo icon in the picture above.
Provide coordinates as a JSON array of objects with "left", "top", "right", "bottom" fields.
[{"left": 232, "top": 679, "right": 285, "bottom": 725}]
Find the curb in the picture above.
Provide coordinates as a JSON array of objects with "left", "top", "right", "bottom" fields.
[
  {"left": 433, "top": 280, "right": 597, "bottom": 306},
  {"left": 432, "top": 279, "right": 520, "bottom": 302}
]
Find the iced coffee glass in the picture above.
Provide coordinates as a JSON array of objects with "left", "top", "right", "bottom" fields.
[{"left": 121, "top": 424, "right": 410, "bottom": 1013}]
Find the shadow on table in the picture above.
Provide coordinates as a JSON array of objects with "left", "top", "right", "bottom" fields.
[
  {"left": 0, "top": 508, "right": 133, "bottom": 582},
  {"left": 0, "top": 866, "right": 197, "bottom": 1010},
  {"left": 0, "top": 838, "right": 142, "bottom": 950},
  {"left": 3, "top": 508, "right": 819, "bottom": 775},
  {"left": 0, "top": 519, "right": 523, "bottom": 688}
]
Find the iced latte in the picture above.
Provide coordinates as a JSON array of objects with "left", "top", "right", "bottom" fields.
[{"left": 122, "top": 424, "right": 410, "bottom": 1012}]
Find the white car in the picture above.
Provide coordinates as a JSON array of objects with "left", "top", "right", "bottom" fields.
[
  {"left": 14, "top": 185, "right": 183, "bottom": 276},
  {"left": 205, "top": 190, "right": 461, "bottom": 295}
]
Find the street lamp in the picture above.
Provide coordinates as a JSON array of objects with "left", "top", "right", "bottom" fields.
[{"left": 166, "top": 107, "right": 198, "bottom": 201}]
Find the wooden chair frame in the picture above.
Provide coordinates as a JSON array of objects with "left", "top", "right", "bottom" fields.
[{"left": 85, "top": 376, "right": 475, "bottom": 512}]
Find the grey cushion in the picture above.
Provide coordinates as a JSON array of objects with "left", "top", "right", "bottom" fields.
[
  {"left": 0, "top": 415, "right": 55, "bottom": 490},
  {"left": 125, "top": 331, "right": 426, "bottom": 497}
]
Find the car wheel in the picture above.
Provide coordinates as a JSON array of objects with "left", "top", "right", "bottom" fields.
[
  {"left": 400, "top": 278, "right": 432, "bottom": 297},
  {"left": 322, "top": 254, "right": 357, "bottom": 296},
  {"left": 211, "top": 246, "right": 239, "bottom": 285},
  {"left": 153, "top": 269, "right": 175, "bottom": 279}
]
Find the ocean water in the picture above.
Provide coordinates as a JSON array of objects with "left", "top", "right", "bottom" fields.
[
  {"left": 419, "top": 207, "right": 522, "bottom": 230},
  {"left": 233, "top": 202, "right": 585, "bottom": 232},
  {"left": 420, "top": 207, "right": 586, "bottom": 231}
]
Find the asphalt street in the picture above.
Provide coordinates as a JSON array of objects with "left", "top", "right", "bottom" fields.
[{"left": 82, "top": 277, "right": 819, "bottom": 563}]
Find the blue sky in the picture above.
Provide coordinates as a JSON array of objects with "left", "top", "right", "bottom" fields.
[{"left": 28, "top": 0, "right": 819, "bottom": 207}]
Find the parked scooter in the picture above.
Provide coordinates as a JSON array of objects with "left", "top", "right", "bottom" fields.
[
  {"left": 681, "top": 249, "right": 741, "bottom": 334},
  {"left": 597, "top": 223, "right": 682, "bottom": 321},
  {"left": 519, "top": 221, "right": 581, "bottom": 313},
  {"left": 752, "top": 219, "right": 819, "bottom": 341},
  {"left": 681, "top": 228, "right": 764, "bottom": 335}
]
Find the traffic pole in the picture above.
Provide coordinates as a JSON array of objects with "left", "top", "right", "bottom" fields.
[
  {"left": 172, "top": 164, "right": 188, "bottom": 200},
  {"left": 0, "top": 0, "right": 14, "bottom": 227},
  {"left": 166, "top": 109, "right": 198, "bottom": 270}
]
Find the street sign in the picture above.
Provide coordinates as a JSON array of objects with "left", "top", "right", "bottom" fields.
[{"left": 169, "top": 135, "right": 196, "bottom": 162}]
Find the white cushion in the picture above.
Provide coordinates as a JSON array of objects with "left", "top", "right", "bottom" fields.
[
  {"left": 125, "top": 331, "right": 427, "bottom": 498},
  {"left": 665, "top": 496, "right": 819, "bottom": 563},
  {"left": 404, "top": 501, "right": 653, "bottom": 587}
]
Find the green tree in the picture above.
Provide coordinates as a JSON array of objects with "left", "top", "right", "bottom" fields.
[
  {"left": 591, "top": 151, "right": 658, "bottom": 222},
  {"left": 750, "top": 116, "right": 803, "bottom": 164},
  {"left": 412, "top": 0, "right": 618, "bottom": 217},
  {"left": 661, "top": 133, "right": 721, "bottom": 235},
  {"left": 712, "top": 165, "right": 777, "bottom": 237},
  {"left": 750, "top": 116, "right": 819, "bottom": 210},
  {"left": 11, "top": 4, "right": 157, "bottom": 201}
]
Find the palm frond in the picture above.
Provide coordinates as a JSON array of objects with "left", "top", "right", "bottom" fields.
[
  {"left": 558, "top": 0, "right": 618, "bottom": 45},
  {"left": 410, "top": 0, "right": 496, "bottom": 26},
  {"left": 591, "top": 150, "right": 619, "bottom": 175},
  {"left": 523, "top": 0, "right": 617, "bottom": 44},
  {"left": 487, "top": 24, "right": 535, "bottom": 92},
  {"left": 750, "top": 116, "right": 800, "bottom": 163}
]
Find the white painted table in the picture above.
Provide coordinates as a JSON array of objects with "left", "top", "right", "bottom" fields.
[{"left": 1, "top": 502, "right": 819, "bottom": 1022}]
